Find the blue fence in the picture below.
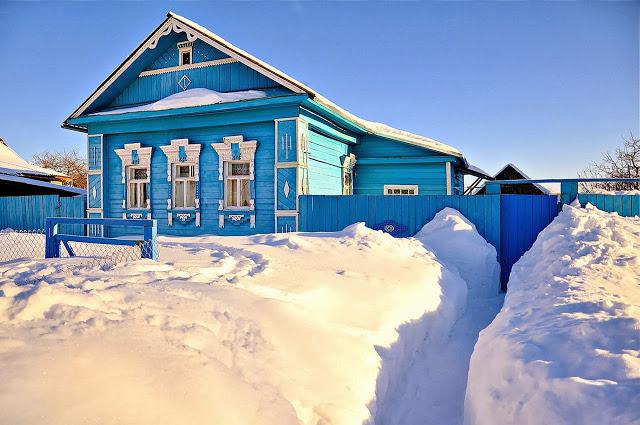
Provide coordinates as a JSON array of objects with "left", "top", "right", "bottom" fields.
[
  {"left": 0, "top": 195, "right": 85, "bottom": 234},
  {"left": 45, "top": 217, "right": 158, "bottom": 260},
  {"left": 298, "top": 190, "right": 639, "bottom": 291},
  {"left": 500, "top": 195, "right": 559, "bottom": 286},
  {"left": 299, "top": 194, "right": 502, "bottom": 259}
]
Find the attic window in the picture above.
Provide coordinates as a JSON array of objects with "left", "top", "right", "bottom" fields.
[{"left": 178, "top": 41, "right": 193, "bottom": 66}]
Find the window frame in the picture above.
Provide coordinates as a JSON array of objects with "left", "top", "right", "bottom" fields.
[
  {"left": 224, "top": 160, "right": 252, "bottom": 210},
  {"left": 126, "top": 165, "right": 149, "bottom": 209},
  {"left": 178, "top": 42, "right": 193, "bottom": 66},
  {"left": 383, "top": 184, "right": 419, "bottom": 196},
  {"left": 172, "top": 163, "right": 197, "bottom": 209}
]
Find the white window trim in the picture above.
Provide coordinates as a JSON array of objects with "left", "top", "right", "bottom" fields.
[
  {"left": 127, "top": 166, "right": 150, "bottom": 209},
  {"left": 224, "top": 161, "right": 252, "bottom": 210},
  {"left": 172, "top": 163, "right": 197, "bottom": 209},
  {"left": 384, "top": 184, "right": 419, "bottom": 195},
  {"left": 160, "top": 139, "right": 202, "bottom": 226},
  {"left": 178, "top": 41, "right": 193, "bottom": 66},
  {"left": 115, "top": 143, "right": 152, "bottom": 211}
]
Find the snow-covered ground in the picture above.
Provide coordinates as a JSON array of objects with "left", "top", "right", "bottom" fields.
[
  {"left": 380, "top": 209, "right": 503, "bottom": 425},
  {"left": 465, "top": 202, "right": 640, "bottom": 425},
  {"left": 0, "top": 210, "right": 500, "bottom": 425}
]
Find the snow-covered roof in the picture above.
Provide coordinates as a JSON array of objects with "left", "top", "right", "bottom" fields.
[
  {"left": 0, "top": 173, "right": 85, "bottom": 196},
  {"left": 91, "top": 88, "right": 268, "bottom": 116},
  {"left": 65, "top": 12, "right": 462, "bottom": 159},
  {"left": 0, "top": 140, "right": 69, "bottom": 180}
]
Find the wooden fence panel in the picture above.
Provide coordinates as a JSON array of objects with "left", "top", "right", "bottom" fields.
[
  {"left": 0, "top": 195, "right": 85, "bottom": 233},
  {"left": 577, "top": 194, "right": 640, "bottom": 218},
  {"left": 499, "top": 195, "right": 559, "bottom": 289},
  {"left": 298, "top": 194, "right": 502, "bottom": 254}
]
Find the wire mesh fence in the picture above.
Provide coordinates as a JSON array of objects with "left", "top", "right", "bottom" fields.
[
  {"left": 0, "top": 229, "right": 46, "bottom": 262},
  {"left": 0, "top": 229, "right": 157, "bottom": 271}
]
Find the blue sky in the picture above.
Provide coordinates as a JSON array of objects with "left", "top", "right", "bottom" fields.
[{"left": 0, "top": 1, "right": 637, "bottom": 179}]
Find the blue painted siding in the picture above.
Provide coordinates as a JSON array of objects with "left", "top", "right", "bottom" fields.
[
  {"left": 354, "top": 163, "right": 447, "bottom": 195},
  {"left": 354, "top": 135, "right": 443, "bottom": 158},
  {"left": 102, "top": 121, "right": 276, "bottom": 236},
  {"left": 276, "top": 120, "right": 298, "bottom": 162},
  {"left": 353, "top": 135, "right": 455, "bottom": 195},
  {"left": 88, "top": 135, "right": 102, "bottom": 170},
  {"left": 276, "top": 167, "right": 297, "bottom": 210},
  {"left": 307, "top": 131, "right": 348, "bottom": 195},
  {"left": 276, "top": 215, "right": 297, "bottom": 233},
  {"left": 87, "top": 174, "right": 102, "bottom": 209},
  {"left": 109, "top": 62, "right": 283, "bottom": 108}
]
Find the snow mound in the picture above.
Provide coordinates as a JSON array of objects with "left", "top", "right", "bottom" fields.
[
  {"left": 465, "top": 203, "right": 640, "bottom": 425},
  {"left": 0, "top": 220, "right": 469, "bottom": 425},
  {"left": 415, "top": 208, "right": 500, "bottom": 298},
  {"left": 93, "top": 88, "right": 267, "bottom": 115}
]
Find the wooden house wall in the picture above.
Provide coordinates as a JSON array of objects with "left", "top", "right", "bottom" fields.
[
  {"left": 307, "top": 131, "right": 349, "bottom": 195},
  {"left": 353, "top": 135, "right": 452, "bottom": 195},
  {"left": 109, "top": 62, "right": 283, "bottom": 108},
  {"left": 98, "top": 121, "right": 277, "bottom": 236}
]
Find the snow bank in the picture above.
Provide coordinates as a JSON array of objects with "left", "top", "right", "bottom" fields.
[
  {"left": 93, "top": 88, "right": 267, "bottom": 115},
  {"left": 375, "top": 208, "right": 502, "bottom": 425},
  {"left": 415, "top": 208, "right": 500, "bottom": 298},
  {"left": 0, "top": 221, "right": 469, "bottom": 425},
  {"left": 465, "top": 203, "right": 640, "bottom": 425}
]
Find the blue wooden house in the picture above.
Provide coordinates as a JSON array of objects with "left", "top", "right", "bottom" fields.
[{"left": 63, "top": 12, "right": 483, "bottom": 235}]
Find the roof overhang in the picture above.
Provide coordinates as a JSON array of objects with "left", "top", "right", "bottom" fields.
[{"left": 0, "top": 173, "right": 85, "bottom": 197}]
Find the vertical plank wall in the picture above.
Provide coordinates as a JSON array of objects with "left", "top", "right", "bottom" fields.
[
  {"left": 0, "top": 195, "right": 85, "bottom": 234},
  {"left": 298, "top": 195, "right": 502, "bottom": 253},
  {"left": 577, "top": 194, "right": 640, "bottom": 217},
  {"left": 499, "top": 195, "right": 559, "bottom": 289}
]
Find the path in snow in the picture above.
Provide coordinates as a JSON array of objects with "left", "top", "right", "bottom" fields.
[{"left": 379, "top": 209, "right": 504, "bottom": 425}]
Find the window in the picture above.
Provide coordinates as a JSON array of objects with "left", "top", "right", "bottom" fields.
[
  {"left": 178, "top": 42, "right": 193, "bottom": 66},
  {"left": 173, "top": 164, "right": 197, "bottom": 208},
  {"left": 127, "top": 166, "right": 149, "bottom": 209},
  {"left": 181, "top": 51, "right": 191, "bottom": 65},
  {"left": 384, "top": 185, "right": 419, "bottom": 195},
  {"left": 225, "top": 161, "right": 251, "bottom": 208}
]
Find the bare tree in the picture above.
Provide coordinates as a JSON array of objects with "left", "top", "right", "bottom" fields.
[
  {"left": 32, "top": 149, "right": 87, "bottom": 189},
  {"left": 579, "top": 133, "right": 640, "bottom": 192}
]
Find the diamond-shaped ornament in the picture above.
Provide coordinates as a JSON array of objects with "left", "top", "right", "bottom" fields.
[
  {"left": 178, "top": 74, "right": 191, "bottom": 91},
  {"left": 283, "top": 180, "right": 290, "bottom": 198}
]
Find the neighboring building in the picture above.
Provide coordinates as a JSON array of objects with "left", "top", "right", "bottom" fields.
[
  {"left": 474, "top": 163, "right": 551, "bottom": 195},
  {"left": 63, "top": 12, "right": 485, "bottom": 235},
  {"left": 0, "top": 138, "right": 84, "bottom": 197}
]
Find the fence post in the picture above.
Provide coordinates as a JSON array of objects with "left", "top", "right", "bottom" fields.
[
  {"left": 560, "top": 181, "right": 578, "bottom": 206},
  {"left": 44, "top": 218, "right": 60, "bottom": 258},
  {"left": 142, "top": 220, "right": 158, "bottom": 260}
]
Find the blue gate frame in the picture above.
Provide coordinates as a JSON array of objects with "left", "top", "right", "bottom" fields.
[{"left": 45, "top": 217, "right": 158, "bottom": 260}]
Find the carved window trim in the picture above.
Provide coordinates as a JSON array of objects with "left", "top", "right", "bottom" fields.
[
  {"left": 115, "top": 143, "right": 153, "bottom": 213},
  {"left": 160, "top": 138, "right": 202, "bottom": 226}
]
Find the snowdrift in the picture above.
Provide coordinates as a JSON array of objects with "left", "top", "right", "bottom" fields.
[
  {"left": 465, "top": 203, "right": 640, "bottom": 425},
  {"left": 0, "top": 211, "right": 494, "bottom": 425}
]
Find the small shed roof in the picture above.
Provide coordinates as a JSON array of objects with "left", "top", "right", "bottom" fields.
[{"left": 0, "top": 138, "right": 70, "bottom": 182}]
